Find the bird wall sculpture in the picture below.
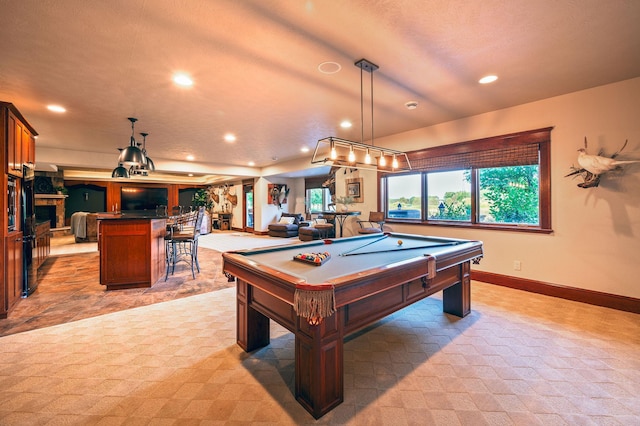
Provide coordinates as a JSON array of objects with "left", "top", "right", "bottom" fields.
[{"left": 566, "top": 138, "right": 638, "bottom": 188}]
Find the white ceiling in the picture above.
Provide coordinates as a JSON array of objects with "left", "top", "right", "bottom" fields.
[{"left": 1, "top": 0, "right": 639, "bottom": 183}]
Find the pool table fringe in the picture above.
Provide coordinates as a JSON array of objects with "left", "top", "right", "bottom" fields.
[{"left": 294, "top": 286, "right": 336, "bottom": 325}]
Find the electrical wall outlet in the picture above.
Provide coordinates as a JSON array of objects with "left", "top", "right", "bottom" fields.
[{"left": 513, "top": 260, "right": 521, "bottom": 271}]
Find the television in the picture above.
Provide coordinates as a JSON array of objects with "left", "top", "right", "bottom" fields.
[{"left": 120, "top": 187, "right": 168, "bottom": 212}]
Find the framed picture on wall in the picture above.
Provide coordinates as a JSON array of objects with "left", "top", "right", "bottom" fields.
[{"left": 346, "top": 178, "right": 363, "bottom": 203}]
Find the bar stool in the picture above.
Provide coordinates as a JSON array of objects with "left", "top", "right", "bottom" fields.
[{"left": 165, "top": 207, "right": 204, "bottom": 280}]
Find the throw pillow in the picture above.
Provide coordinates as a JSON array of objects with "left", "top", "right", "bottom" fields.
[{"left": 278, "top": 216, "right": 295, "bottom": 224}]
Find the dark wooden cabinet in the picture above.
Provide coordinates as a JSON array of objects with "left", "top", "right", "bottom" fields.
[
  {"left": 7, "top": 111, "right": 18, "bottom": 175},
  {"left": 2, "top": 102, "right": 37, "bottom": 318},
  {"left": 35, "top": 222, "right": 51, "bottom": 270},
  {"left": 99, "top": 217, "right": 166, "bottom": 290},
  {"left": 5, "top": 232, "right": 24, "bottom": 313},
  {"left": 21, "top": 121, "right": 36, "bottom": 168},
  {"left": 4, "top": 104, "right": 36, "bottom": 177}
]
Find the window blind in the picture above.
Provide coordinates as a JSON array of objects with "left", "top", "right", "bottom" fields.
[{"left": 393, "top": 127, "right": 551, "bottom": 174}]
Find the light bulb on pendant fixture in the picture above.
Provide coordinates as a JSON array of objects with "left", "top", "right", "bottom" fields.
[
  {"left": 364, "top": 148, "right": 371, "bottom": 164},
  {"left": 379, "top": 153, "right": 386, "bottom": 167},
  {"left": 330, "top": 141, "right": 337, "bottom": 160},
  {"left": 348, "top": 145, "right": 356, "bottom": 163},
  {"left": 392, "top": 154, "right": 399, "bottom": 169}
]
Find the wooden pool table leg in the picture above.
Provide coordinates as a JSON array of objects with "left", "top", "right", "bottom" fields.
[
  {"left": 236, "top": 280, "right": 270, "bottom": 351},
  {"left": 442, "top": 261, "right": 471, "bottom": 317},
  {"left": 295, "top": 312, "right": 344, "bottom": 419}
]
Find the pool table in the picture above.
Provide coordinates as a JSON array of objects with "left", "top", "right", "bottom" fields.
[{"left": 222, "top": 232, "right": 483, "bottom": 418}]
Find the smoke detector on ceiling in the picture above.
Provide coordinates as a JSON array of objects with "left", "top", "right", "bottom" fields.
[{"left": 405, "top": 101, "right": 418, "bottom": 110}]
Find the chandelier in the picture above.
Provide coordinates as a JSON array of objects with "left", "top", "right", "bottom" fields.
[
  {"left": 311, "top": 58, "right": 411, "bottom": 172},
  {"left": 112, "top": 117, "right": 156, "bottom": 178}
]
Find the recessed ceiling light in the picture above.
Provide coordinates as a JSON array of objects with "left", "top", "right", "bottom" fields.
[
  {"left": 340, "top": 120, "right": 352, "bottom": 128},
  {"left": 188, "top": 173, "right": 193, "bottom": 177},
  {"left": 318, "top": 61, "right": 341, "bottom": 74},
  {"left": 173, "top": 73, "right": 193, "bottom": 87},
  {"left": 300, "top": 147, "right": 309, "bottom": 153},
  {"left": 47, "top": 105, "right": 66, "bottom": 113},
  {"left": 248, "top": 161, "right": 255, "bottom": 166},
  {"left": 224, "top": 133, "right": 236, "bottom": 143},
  {"left": 479, "top": 75, "right": 498, "bottom": 84},
  {"left": 186, "top": 154, "right": 195, "bottom": 161},
  {"left": 405, "top": 101, "right": 418, "bottom": 110}
]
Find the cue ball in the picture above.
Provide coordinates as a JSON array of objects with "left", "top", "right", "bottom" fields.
[{"left": 397, "top": 240, "right": 403, "bottom": 246}]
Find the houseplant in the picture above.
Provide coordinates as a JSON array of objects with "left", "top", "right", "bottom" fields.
[
  {"left": 193, "top": 188, "right": 213, "bottom": 210},
  {"left": 334, "top": 195, "right": 354, "bottom": 212}
]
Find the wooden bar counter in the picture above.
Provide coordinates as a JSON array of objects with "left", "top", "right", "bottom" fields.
[{"left": 98, "top": 214, "right": 167, "bottom": 290}]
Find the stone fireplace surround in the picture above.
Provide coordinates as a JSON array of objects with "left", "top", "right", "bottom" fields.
[{"left": 35, "top": 194, "right": 67, "bottom": 229}]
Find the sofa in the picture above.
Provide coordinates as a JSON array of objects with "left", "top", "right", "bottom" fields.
[
  {"left": 70, "top": 212, "right": 98, "bottom": 242},
  {"left": 267, "top": 213, "right": 307, "bottom": 238}
]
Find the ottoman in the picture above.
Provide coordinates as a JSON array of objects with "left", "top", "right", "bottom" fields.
[{"left": 299, "top": 224, "right": 334, "bottom": 241}]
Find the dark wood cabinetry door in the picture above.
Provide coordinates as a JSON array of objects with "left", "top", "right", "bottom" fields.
[
  {"left": 5, "top": 233, "right": 24, "bottom": 311},
  {"left": 22, "top": 125, "right": 34, "bottom": 166},
  {"left": 6, "top": 109, "right": 35, "bottom": 175},
  {"left": 7, "top": 112, "right": 16, "bottom": 175},
  {"left": 7, "top": 111, "right": 24, "bottom": 176}
]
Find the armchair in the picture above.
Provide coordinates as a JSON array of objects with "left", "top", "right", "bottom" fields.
[
  {"left": 268, "top": 213, "right": 306, "bottom": 237},
  {"left": 357, "top": 211, "right": 385, "bottom": 234}
]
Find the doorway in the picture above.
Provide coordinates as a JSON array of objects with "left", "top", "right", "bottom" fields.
[{"left": 243, "top": 180, "right": 254, "bottom": 233}]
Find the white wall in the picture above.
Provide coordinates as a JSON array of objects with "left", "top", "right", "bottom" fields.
[{"left": 367, "top": 77, "right": 640, "bottom": 299}]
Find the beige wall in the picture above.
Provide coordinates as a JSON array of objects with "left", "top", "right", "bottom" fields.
[
  {"left": 356, "top": 77, "right": 639, "bottom": 299},
  {"left": 249, "top": 78, "right": 639, "bottom": 299}
]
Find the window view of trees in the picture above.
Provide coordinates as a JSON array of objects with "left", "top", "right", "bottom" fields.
[
  {"left": 427, "top": 170, "right": 471, "bottom": 221},
  {"left": 307, "top": 187, "right": 330, "bottom": 212},
  {"left": 478, "top": 165, "right": 539, "bottom": 224}
]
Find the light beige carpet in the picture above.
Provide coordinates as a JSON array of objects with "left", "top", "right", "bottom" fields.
[
  {"left": 198, "top": 231, "right": 305, "bottom": 252},
  {"left": 49, "top": 230, "right": 301, "bottom": 257},
  {"left": 5, "top": 232, "right": 639, "bottom": 424},
  {"left": 1, "top": 282, "right": 638, "bottom": 424}
]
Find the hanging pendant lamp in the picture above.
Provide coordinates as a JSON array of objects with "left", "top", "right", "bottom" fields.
[
  {"left": 117, "top": 117, "right": 146, "bottom": 166},
  {"left": 139, "top": 132, "right": 155, "bottom": 171},
  {"left": 129, "top": 132, "right": 155, "bottom": 176},
  {"left": 311, "top": 58, "right": 411, "bottom": 172},
  {"left": 111, "top": 163, "right": 130, "bottom": 178},
  {"left": 112, "top": 117, "right": 155, "bottom": 178}
]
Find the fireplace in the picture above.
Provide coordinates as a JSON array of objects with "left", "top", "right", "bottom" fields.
[
  {"left": 35, "top": 194, "right": 66, "bottom": 229},
  {"left": 35, "top": 205, "right": 57, "bottom": 229}
]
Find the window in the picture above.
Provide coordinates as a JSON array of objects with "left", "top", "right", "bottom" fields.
[
  {"left": 427, "top": 170, "right": 471, "bottom": 221},
  {"left": 478, "top": 165, "right": 539, "bottom": 225},
  {"left": 306, "top": 187, "right": 331, "bottom": 212},
  {"left": 381, "top": 127, "right": 552, "bottom": 233},
  {"left": 387, "top": 174, "right": 422, "bottom": 219}
]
